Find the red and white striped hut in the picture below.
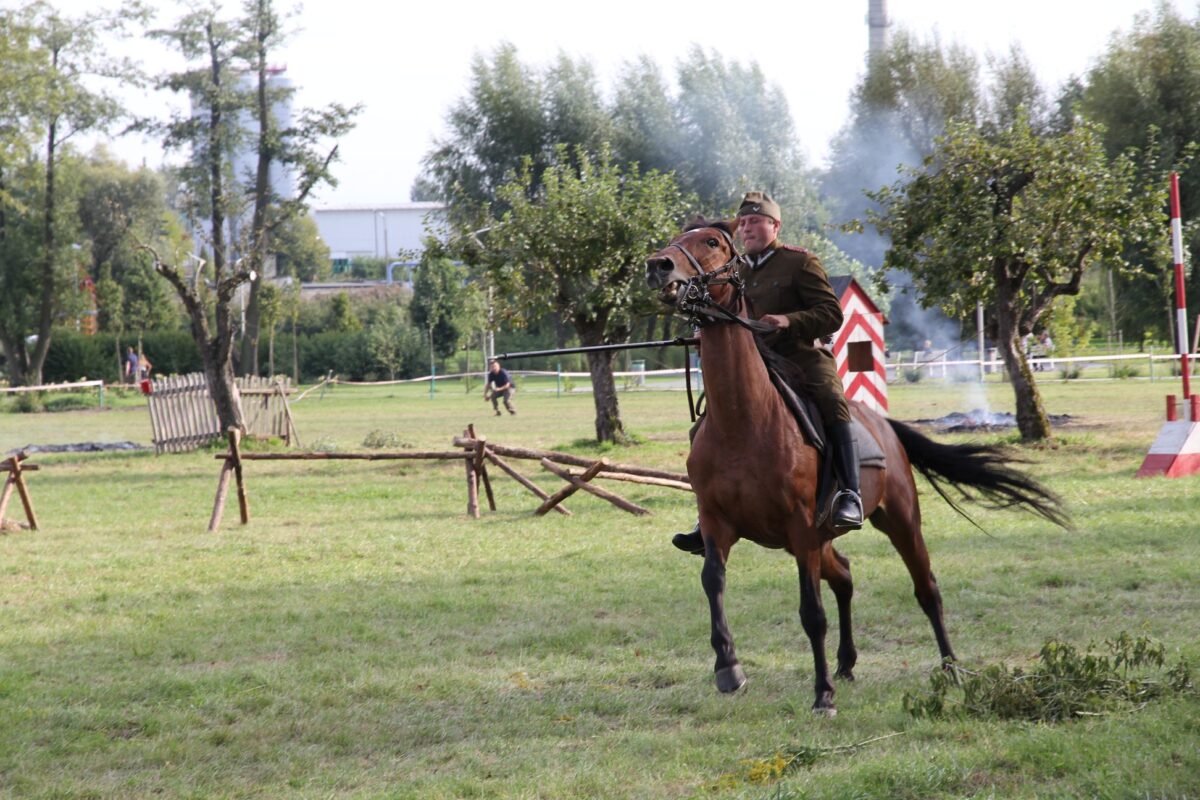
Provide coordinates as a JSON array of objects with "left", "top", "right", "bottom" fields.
[{"left": 829, "top": 276, "right": 888, "bottom": 414}]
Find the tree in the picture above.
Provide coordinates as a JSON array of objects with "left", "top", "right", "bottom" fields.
[
  {"left": 1080, "top": 4, "right": 1200, "bottom": 342},
  {"left": 409, "top": 245, "right": 472, "bottom": 366},
  {"left": 609, "top": 56, "right": 680, "bottom": 178},
  {"left": 366, "top": 303, "right": 413, "bottom": 381},
  {"left": 147, "top": 0, "right": 356, "bottom": 431},
  {"left": 822, "top": 29, "right": 983, "bottom": 268},
  {"left": 0, "top": 1, "right": 144, "bottom": 386},
  {"left": 237, "top": 0, "right": 359, "bottom": 375},
  {"left": 272, "top": 213, "right": 329, "bottom": 281},
  {"left": 869, "top": 117, "right": 1169, "bottom": 441},
  {"left": 325, "top": 292, "right": 361, "bottom": 333},
  {"left": 417, "top": 45, "right": 825, "bottom": 222},
  {"left": 417, "top": 43, "right": 550, "bottom": 213},
  {"left": 671, "top": 47, "right": 821, "bottom": 220},
  {"left": 481, "top": 146, "right": 691, "bottom": 443},
  {"left": 76, "top": 149, "right": 178, "bottom": 333},
  {"left": 256, "top": 279, "right": 281, "bottom": 375}
]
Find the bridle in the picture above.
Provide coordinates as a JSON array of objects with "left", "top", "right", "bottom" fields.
[{"left": 668, "top": 228, "right": 775, "bottom": 335}]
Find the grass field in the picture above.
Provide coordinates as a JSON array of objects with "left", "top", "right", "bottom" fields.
[{"left": 1, "top": 377, "right": 1198, "bottom": 799}]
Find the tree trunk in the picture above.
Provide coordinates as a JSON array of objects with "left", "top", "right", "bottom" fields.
[
  {"left": 28, "top": 113, "right": 60, "bottom": 387},
  {"left": 996, "top": 291, "right": 1050, "bottom": 441},
  {"left": 241, "top": 6, "right": 274, "bottom": 378},
  {"left": 581, "top": 330, "right": 626, "bottom": 444},
  {"left": 241, "top": 278, "right": 262, "bottom": 375},
  {"left": 174, "top": 281, "right": 245, "bottom": 434},
  {"left": 204, "top": 340, "right": 245, "bottom": 433},
  {"left": 291, "top": 316, "right": 299, "bottom": 383},
  {"left": 268, "top": 326, "right": 275, "bottom": 376}
]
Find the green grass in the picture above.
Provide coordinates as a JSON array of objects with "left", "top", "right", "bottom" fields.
[{"left": 1, "top": 379, "right": 1197, "bottom": 798}]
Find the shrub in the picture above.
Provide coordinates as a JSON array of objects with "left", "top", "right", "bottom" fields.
[
  {"left": 10, "top": 392, "right": 45, "bottom": 413},
  {"left": 1058, "top": 365, "right": 1082, "bottom": 380},
  {"left": 42, "top": 329, "right": 202, "bottom": 384},
  {"left": 42, "top": 330, "right": 114, "bottom": 383},
  {"left": 1112, "top": 363, "right": 1141, "bottom": 379},
  {"left": 44, "top": 394, "right": 96, "bottom": 412},
  {"left": 903, "top": 367, "right": 923, "bottom": 383}
]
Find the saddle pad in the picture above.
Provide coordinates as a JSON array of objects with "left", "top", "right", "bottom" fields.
[
  {"left": 766, "top": 362, "right": 886, "bottom": 471},
  {"left": 855, "top": 419, "right": 886, "bottom": 470}
]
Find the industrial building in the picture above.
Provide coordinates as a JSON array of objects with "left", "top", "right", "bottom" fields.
[{"left": 311, "top": 203, "right": 447, "bottom": 274}]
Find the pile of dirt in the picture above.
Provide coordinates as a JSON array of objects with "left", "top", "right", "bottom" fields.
[
  {"left": 913, "top": 409, "right": 1072, "bottom": 433},
  {"left": 5, "top": 441, "right": 149, "bottom": 457}
]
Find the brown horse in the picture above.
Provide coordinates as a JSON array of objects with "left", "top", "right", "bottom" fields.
[{"left": 646, "top": 221, "right": 1068, "bottom": 714}]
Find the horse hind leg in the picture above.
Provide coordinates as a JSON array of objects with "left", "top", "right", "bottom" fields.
[
  {"left": 869, "top": 505, "right": 957, "bottom": 665},
  {"left": 820, "top": 544, "right": 857, "bottom": 681}
]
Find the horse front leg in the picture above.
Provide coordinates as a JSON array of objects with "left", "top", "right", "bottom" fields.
[
  {"left": 700, "top": 541, "right": 745, "bottom": 693},
  {"left": 798, "top": 548, "right": 836, "bottom": 713},
  {"left": 821, "top": 544, "right": 857, "bottom": 681}
]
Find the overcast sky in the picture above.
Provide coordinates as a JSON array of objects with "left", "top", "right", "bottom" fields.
[{"left": 43, "top": 0, "right": 1192, "bottom": 208}]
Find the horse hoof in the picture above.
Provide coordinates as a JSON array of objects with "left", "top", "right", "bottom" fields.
[
  {"left": 836, "top": 669, "right": 855, "bottom": 682},
  {"left": 715, "top": 664, "right": 746, "bottom": 694},
  {"left": 812, "top": 705, "right": 837, "bottom": 718}
]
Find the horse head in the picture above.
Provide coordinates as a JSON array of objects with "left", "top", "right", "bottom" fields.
[{"left": 645, "top": 219, "right": 741, "bottom": 308}]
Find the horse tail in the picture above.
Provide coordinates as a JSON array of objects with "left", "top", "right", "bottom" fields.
[{"left": 886, "top": 418, "right": 1072, "bottom": 530}]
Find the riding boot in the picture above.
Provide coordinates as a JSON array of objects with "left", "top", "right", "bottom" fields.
[
  {"left": 828, "top": 421, "right": 864, "bottom": 530},
  {"left": 671, "top": 519, "right": 705, "bottom": 555}
]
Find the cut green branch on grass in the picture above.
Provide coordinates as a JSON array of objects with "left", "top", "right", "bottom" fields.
[
  {"left": 904, "top": 634, "right": 1195, "bottom": 722},
  {"left": 714, "top": 732, "right": 906, "bottom": 788}
]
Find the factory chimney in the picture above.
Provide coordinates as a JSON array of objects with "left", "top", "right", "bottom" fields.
[{"left": 867, "top": 0, "right": 891, "bottom": 57}]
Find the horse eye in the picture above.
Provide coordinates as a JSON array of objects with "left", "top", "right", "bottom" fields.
[{"left": 706, "top": 238, "right": 719, "bottom": 247}]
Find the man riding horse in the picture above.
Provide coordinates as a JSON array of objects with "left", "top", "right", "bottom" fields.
[{"left": 672, "top": 190, "right": 864, "bottom": 555}]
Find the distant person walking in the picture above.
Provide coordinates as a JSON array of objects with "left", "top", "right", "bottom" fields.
[
  {"left": 484, "top": 359, "right": 517, "bottom": 416},
  {"left": 124, "top": 346, "right": 139, "bottom": 383}
]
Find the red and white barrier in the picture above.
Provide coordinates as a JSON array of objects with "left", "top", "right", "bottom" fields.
[
  {"left": 1137, "top": 394, "right": 1200, "bottom": 477},
  {"left": 1138, "top": 173, "right": 1199, "bottom": 477}
]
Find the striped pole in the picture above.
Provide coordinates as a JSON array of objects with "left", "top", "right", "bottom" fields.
[{"left": 1170, "top": 173, "right": 1191, "bottom": 400}]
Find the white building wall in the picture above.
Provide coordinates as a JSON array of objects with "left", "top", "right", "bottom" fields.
[{"left": 312, "top": 203, "right": 446, "bottom": 262}]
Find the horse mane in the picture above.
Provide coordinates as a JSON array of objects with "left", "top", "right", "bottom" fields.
[{"left": 683, "top": 216, "right": 736, "bottom": 237}]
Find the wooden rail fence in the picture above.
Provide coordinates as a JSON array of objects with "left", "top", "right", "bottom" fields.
[
  {"left": 207, "top": 425, "right": 692, "bottom": 532},
  {"left": 0, "top": 452, "right": 39, "bottom": 531},
  {"left": 147, "top": 374, "right": 297, "bottom": 454}
]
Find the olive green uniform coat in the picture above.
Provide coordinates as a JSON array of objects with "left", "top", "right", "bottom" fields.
[{"left": 740, "top": 240, "right": 850, "bottom": 424}]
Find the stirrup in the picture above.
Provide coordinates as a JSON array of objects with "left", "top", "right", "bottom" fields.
[{"left": 832, "top": 490, "right": 864, "bottom": 530}]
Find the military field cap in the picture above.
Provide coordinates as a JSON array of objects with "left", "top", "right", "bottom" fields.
[{"left": 736, "top": 191, "right": 781, "bottom": 222}]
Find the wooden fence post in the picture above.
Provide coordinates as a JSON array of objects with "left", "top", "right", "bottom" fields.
[
  {"left": 536, "top": 459, "right": 607, "bottom": 516},
  {"left": 229, "top": 428, "right": 249, "bottom": 525},
  {"left": 467, "top": 424, "right": 496, "bottom": 512},
  {"left": 463, "top": 427, "right": 480, "bottom": 518},
  {"left": 540, "top": 458, "right": 651, "bottom": 516},
  {"left": 484, "top": 450, "right": 571, "bottom": 515},
  {"left": 0, "top": 453, "right": 39, "bottom": 530},
  {"left": 208, "top": 461, "right": 234, "bottom": 533}
]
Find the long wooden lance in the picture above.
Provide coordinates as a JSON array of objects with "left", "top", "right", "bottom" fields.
[
  {"left": 494, "top": 336, "right": 703, "bottom": 421},
  {"left": 493, "top": 337, "right": 698, "bottom": 361}
]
